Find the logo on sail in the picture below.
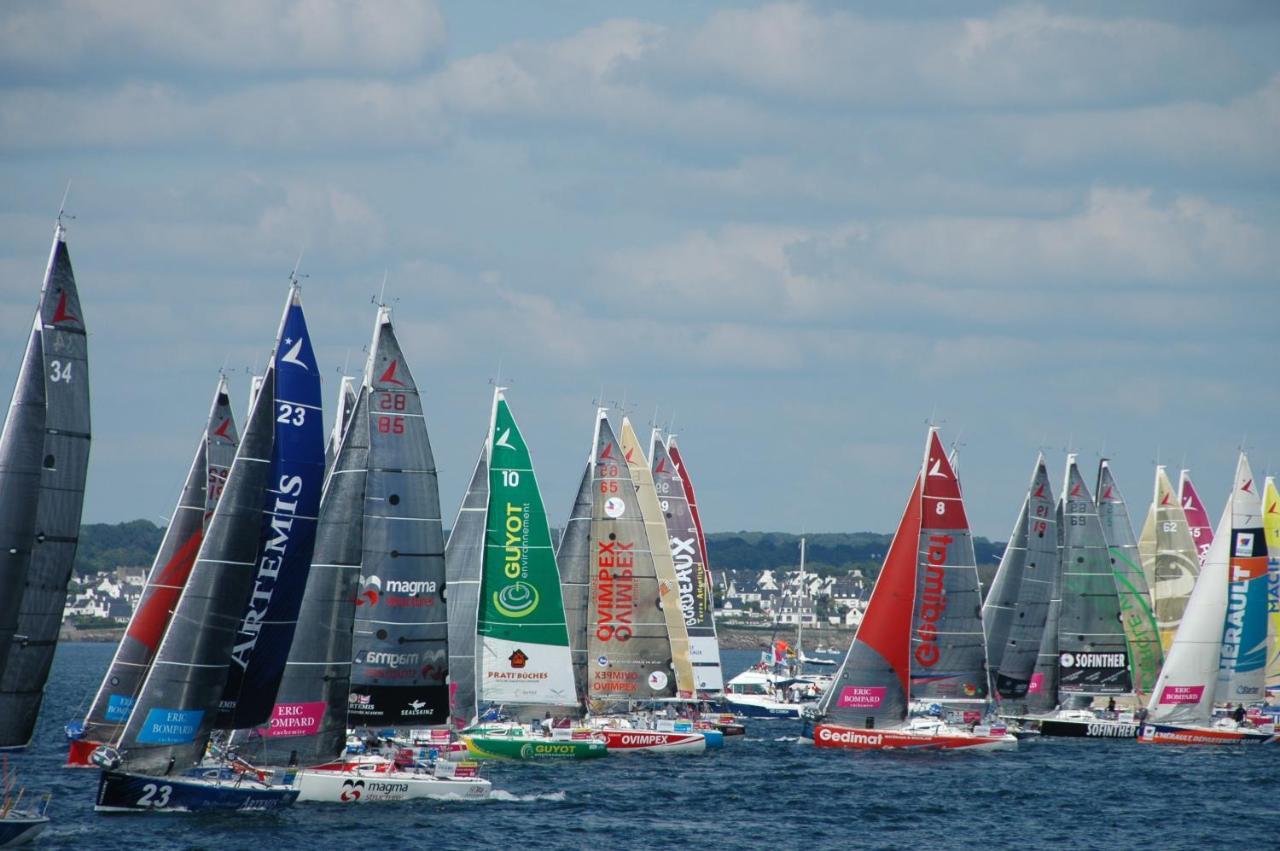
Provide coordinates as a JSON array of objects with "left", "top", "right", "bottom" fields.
[
  {"left": 280, "top": 337, "right": 308, "bottom": 369},
  {"left": 647, "top": 671, "right": 668, "bottom": 691},
  {"left": 378, "top": 359, "right": 407, "bottom": 386},
  {"left": 357, "top": 574, "right": 381, "bottom": 607},
  {"left": 509, "top": 649, "right": 529, "bottom": 669},
  {"left": 494, "top": 581, "right": 539, "bottom": 618},
  {"left": 604, "top": 497, "right": 626, "bottom": 518},
  {"left": 51, "top": 290, "right": 77, "bottom": 324},
  {"left": 494, "top": 428, "right": 515, "bottom": 450}
]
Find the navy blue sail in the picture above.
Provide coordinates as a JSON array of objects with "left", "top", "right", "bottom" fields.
[{"left": 217, "top": 288, "right": 325, "bottom": 729}]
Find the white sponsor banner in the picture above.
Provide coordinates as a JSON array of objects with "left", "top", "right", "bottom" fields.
[
  {"left": 690, "top": 637, "right": 724, "bottom": 691},
  {"left": 480, "top": 636, "right": 577, "bottom": 706}
]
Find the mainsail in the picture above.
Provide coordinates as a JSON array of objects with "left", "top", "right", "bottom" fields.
[
  {"left": 1148, "top": 455, "right": 1266, "bottom": 722},
  {"left": 1214, "top": 455, "right": 1267, "bottom": 704},
  {"left": 1057, "top": 456, "right": 1132, "bottom": 699},
  {"left": 474, "top": 390, "right": 576, "bottom": 711},
  {"left": 217, "top": 290, "right": 324, "bottom": 729},
  {"left": 1265, "top": 477, "right": 1280, "bottom": 692},
  {"left": 555, "top": 455, "right": 593, "bottom": 708},
  {"left": 664, "top": 435, "right": 724, "bottom": 693},
  {"left": 586, "top": 412, "right": 675, "bottom": 706},
  {"left": 324, "top": 375, "right": 357, "bottom": 477},
  {"left": 444, "top": 445, "right": 487, "bottom": 727},
  {"left": 819, "top": 478, "right": 921, "bottom": 728},
  {"left": 348, "top": 308, "right": 448, "bottom": 727},
  {"left": 0, "top": 315, "right": 45, "bottom": 671},
  {"left": 650, "top": 432, "right": 721, "bottom": 694},
  {"left": 78, "top": 379, "right": 238, "bottom": 751},
  {"left": 0, "top": 224, "right": 91, "bottom": 749},
  {"left": 1096, "top": 461, "right": 1163, "bottom": 695},
  {"left": 989, "top": 456, "right": 1057, "bottom": 700},
  {"left": 1026, "top": 501, "right": 1065, "bottom": 713},
  {"left": 1179, "top": 470, "right": 1215, "bottom": 566},
  {"left": 909, "top": 430, "right": 986, "bottom": 702},
  {"left": 1137, "top": 467, "right": 1200, "bottom": 654},
  {"left": 254, "top": 383, "right": 370, "bottom": 765},
  {"left": 619, "top": 419, "right": 694, "bottom": 697}
]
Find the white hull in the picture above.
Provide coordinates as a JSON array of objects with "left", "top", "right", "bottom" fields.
[{"left": 294, "top": 767, "right": 490, "bottom": 803}]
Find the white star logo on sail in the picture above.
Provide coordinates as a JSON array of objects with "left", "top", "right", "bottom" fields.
[
  {"left": 927, "top": 458, "right": 946, "bottom": 477},
  {"left": 280, "top": 337, "right": 308, "bottom": 369}
]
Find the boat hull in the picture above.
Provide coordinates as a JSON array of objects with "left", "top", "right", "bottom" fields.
[
  {"left": 94, "top": 770, "right": 300, "bottom": 813},
  {"left": 722, "top": 698, "right": 802, "bottom": 720},
  {"left": 1138, "top": 723, "right": 1278, "bottom": 745},
  {"left": 811, "top": 723, "right": 1017, "bottom": 752},
  {"left": 597, "top": 729, "right": 706, "bottom": 754},
  {"left": 65, "top": 737, "right": 102, "bottom": 768},
  {"left": 0, "top": 816, "right": 48, "bottom": 847},
  {"left": 461, "top": 735, "right": 607, "bottom": 761},
  {"left": 294, "top": 769, "right": 489, "bottom": 803},
  {"left": 1035, "top": 717, "right": 1140, "bottom": 739}
]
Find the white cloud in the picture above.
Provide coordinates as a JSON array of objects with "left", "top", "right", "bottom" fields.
[{"left": 0, "top": 0, "right": 445, "bottom": 74}]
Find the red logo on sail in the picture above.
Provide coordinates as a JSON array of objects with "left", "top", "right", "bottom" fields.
[
  {"left": 213, "top": 418, "right": 232, "bottom": 439},
  {"left": 1033, "top": 483, "right": 1045, "bottom": 498},
  {"left": 379, "top": 360, "right": 407, "bottom": 386},
  {"left": 51, "top": 290, "right": 77, "bottom": 324},
  {"left": 1242, "top": 479, "right": 1254, "bottom": 494},
  {"left": 509, "top": 649, "right": 529, "bottom": 669},
  {"left": 1070, "top": 483, "right": 1082, "bottom": 497}
]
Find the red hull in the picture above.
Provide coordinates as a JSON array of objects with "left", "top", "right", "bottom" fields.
[
  {"left": 1139, "top": 724, "right": 1277, "bottom": 745},
  {"left": 65, "top": 738, "right": 101, "bottom": 768},
  {"left": 598, "top": 729, "right": 705, "bottom": 754},
  {"left": 812, "top": 724, "right": 1015, "bottom": 752}
]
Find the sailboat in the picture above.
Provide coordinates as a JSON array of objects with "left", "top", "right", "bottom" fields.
[
  {"left": 92, "top": 285, "right": 321, "bottom": 812},
  {"left": 0, "top": 757, "right": 49, "bottom": 846},
  {"left": 0, "top": 221, "right": 91, "bottom": 751},
  {"left": 68, "top": 378, "right": 239, "bottom": 766},
  {"left": 1139, "top": 454, "right": 1276, "bottom": 744},
  {"left": 456, "top": 391, "right": 606, "bottom": 761},
  {"left": 1265, "top": 477, "right": 1280, "bottom": 695},
  {"left": 1022, "top": 456, "right": 1143, "bottom": 738},
  {"left": 985, "top": 455, "right": 1057, "bottom": 706},
  {"left": 1095, "top": 460, "right": 1163, "bottom": 697},
  {"left": 1137, "top": 466, "right": 1201, "bottom": 654},
  {"left": 806, "top": 428, "right": 1014, "bottom": 751},
  {"left": 248, "top": 306, "right": 489, "bottom": 802},
  {"left": 1179, "top": 470, "right": 1215, "bottom": 566}
]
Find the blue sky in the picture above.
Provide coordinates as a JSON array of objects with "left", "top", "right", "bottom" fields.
[{"left": 1, "top": 1, "right": 1276, "bottom": 539}]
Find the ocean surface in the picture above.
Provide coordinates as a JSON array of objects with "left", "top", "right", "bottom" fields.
[{"left": 8, "top": 644, "right": 1279, "bottom": 849}]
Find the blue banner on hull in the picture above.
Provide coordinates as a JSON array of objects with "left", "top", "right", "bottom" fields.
[
  {"left": 218, "top": 296, "right": 325, "bottom": 729},
  {"left": 135, "top": 708, "right": 204, "bottom": 744}
]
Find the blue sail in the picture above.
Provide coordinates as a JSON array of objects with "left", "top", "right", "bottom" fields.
[{"left": 217, "top": 289, "right": 325, "bottom": 728}]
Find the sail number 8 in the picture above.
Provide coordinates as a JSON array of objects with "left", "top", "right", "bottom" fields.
[{"left": 137, "top": 783, "right": 172, "bottom": 808}]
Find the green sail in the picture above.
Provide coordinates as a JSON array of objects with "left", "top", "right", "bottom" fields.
[{"left": 476, "top": 392, "right": 576, "bottom": 708}]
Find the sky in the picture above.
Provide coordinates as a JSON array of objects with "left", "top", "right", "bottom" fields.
[{"left": 0, "top": 1, "right": 1277, "bottom": 540}]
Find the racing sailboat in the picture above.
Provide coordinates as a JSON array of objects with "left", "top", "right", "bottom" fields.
[
  {"left": 807, "top": 428, "right": 1014, "bottom": 751},
  {"left": 0, "top": 221, "right": 91, "bottom": 751},
  {"left": 985, "top": 456, "right": 1057, "bottom": 706},
  {"left": 68, "top": 378, "right": 238, "bottom": 766},
  {"left": 1139, "top": 454, "right": 1275, "bottom": 744},
  {"left": 1137, "top": 466, "right": 1201, "bottom": 654},
  {"left": 457, "top": 391, "right": 605, "bottom": 761},
  {"left": 246, "top": 306, "right": 490, "bottom": 801},
  {"left": 1179, "top": 470, "right": 1215, "bottom": 566},
  {"left": 1095, "top": 460, "right": 1163, "bottom": 696},
  {"left": 1265, "top": 477, "right": 1280, "bottom": 693},
  {"left": 93, "top": 285, "right": 321, "bottom": 812}
]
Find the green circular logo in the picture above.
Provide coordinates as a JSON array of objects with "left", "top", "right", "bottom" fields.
[{"left": 494, "top": 581, "right": 540, "bottom": 618}]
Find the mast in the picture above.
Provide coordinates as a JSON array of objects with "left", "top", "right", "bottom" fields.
[{"left": 0, "top": 221, "right": 91, "bottom": 749}]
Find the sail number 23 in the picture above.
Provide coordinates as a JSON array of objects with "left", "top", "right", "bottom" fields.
[{"left": 137, "top": 783, "right": 172, "bottom": 808}]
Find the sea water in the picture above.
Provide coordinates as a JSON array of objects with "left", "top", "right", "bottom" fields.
[{"left": 10, "top": 644, "right": 1279, "bottom": 849}]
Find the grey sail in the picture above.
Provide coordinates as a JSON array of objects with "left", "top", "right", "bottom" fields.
[
  {"left": 585, "top": 412, "right": 674, "bottom": 709},
  {"left": 1096, "top": 460, "right": 1163, "bottom": 697},
  {"left": 115, "top": 368, "right": 277, "bottom": 773},
  {"left": 324, "top": 376, "right": 357, "bottom": 478},
  {"left": 649, "top": 432, "right": 719, "bottom": 693},
  {"left": 252, "top": 386, "right": 371, "bottom": 766},
  {"left": 77, "top": 378, "right": 239, "bottom": 754},
  {"left": 0, "top": 226, "right": 92, "bottom": 749},
  {"left": 348, "top": 308, "right": 449, "bottom": 728},
  {"left": 444, "top": 445, "right": 487, "bottom": 727},
  {"left": 993, "top": 458, "right": 1057, "bottom": 701},
  {"left": 1057, "top": 456, "right": 1132, "bottom": 700},
  {"left": 1026, "top": 499, "right": 1065, "bottom": 713},
  {"left": 0, "top": 318, "right": 46, "bottom": 672},
  {"left": 818, "top": 477, "right": 920, "bottom": 728},
  {"left": 982, "top": 493, "right": 1029, "bottom": 696},
  {"left": 556, "top": 460, "right": 592, "bottom": 708}
]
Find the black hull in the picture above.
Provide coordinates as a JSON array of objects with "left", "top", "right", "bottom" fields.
[
  {"left": 1038, "top": 718, "right": 1139, "bottom": 739},
  {"left": 95, "top": 770, "right": 298, "bottom": 814}
]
